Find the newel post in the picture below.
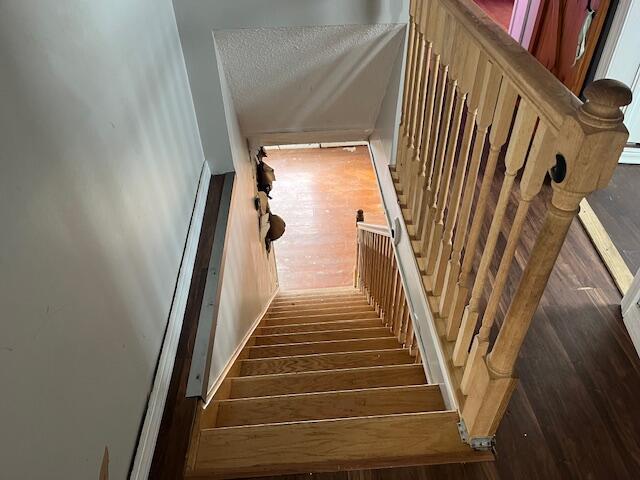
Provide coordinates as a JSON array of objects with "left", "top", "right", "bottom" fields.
[
  {"left": 464, "top": 79, "right": 631, "bottom": 439},
  {"left": 354, "top": 210, "right": 365, "bottom": 288}
]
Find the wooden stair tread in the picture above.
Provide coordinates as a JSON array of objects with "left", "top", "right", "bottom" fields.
[
  {"left": 273, "top": 294, "right": 364, "bottom": 306},
  {"left": 266, "top": 311, "right": 379, "bottom": 325},
  {"left": 258, "top": 318, "right": 382, "bottom": 335},
  {"left": 267, "top": 304, "right": 374, "bottom": 317},
  {"left": 228, "top": 364, "right": 428, "bottom": 398},
  {"left": 240, "top": 349, "right": 414, "bottom": 376},
  {"left": 207, "top": 385, "right": 445, "bottom": 427},
  {"left": 188, "top": 411, "right": 491, "bottom": 478},
  {"left": 253, "top": 326, "right": 392, "bottom": 345},
  {"left": 248, "top": 337, "right": 400, "bottom": 358},
  {"left": 268, "top": 299, "right": 370, "bottom": 313}
]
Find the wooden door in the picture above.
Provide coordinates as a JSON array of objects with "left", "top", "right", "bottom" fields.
[{"left": 529, "top": 0, "right": 612, "bottom": 94}]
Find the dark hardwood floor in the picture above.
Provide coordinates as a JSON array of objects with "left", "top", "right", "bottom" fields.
[
  {"left": 588, "top": 164, "right": 640, "bottom": 275},
  {"left": 150, "top": 162, "right": 640, "bottom": 479}
]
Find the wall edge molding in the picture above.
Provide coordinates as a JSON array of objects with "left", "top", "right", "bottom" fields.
[
  {"left": 203, "top": 286, "right": 280, "bottom": 407},
  {"left": 129, "top": 162, "right": 211, "bottom": 480}
]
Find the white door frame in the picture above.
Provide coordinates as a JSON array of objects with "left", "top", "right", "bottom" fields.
[
  {"left": 622, "top": 269, "right": 640, "bottom": 358},
  {"left": 594, "top": 0, "right": 640, "bottom": 164}
]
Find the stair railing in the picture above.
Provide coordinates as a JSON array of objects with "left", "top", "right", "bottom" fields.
[
  {"left": 394, "top": 0, "right": 631, "bottom": 441},
  {"left": 355, "top": 220, "right": 419, "bottom": 359}
]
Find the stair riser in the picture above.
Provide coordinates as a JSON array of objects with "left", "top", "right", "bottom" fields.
[
  {"left": 268, "top": 300, "right": 370, "bottom": 314},
  {"left": 273, "top": 294, "right": 363, "bottom": 306},
  {"left": 240, "top": 349, "right": 413, "bottom": 376},
  {"left": 191, "top": 412, "right": 491, "bottom": 478},
  {"left": 253, "top": 327, "right": 391, "bottom": 345},
  {"left": 248, "top": 338, "right": 400, "bottom": 358},
  {"left": 259, "top": 319, "right": 382, "bottom": 335},
  {"left": 267, "top": 311, "right": 379, "bottom": 325},
  {"left": 267, "top": 305, "right": 374, "bottom": 318},
  {"left": 228, "top": 365, "right": 428, "bottom": 398},
  {"left": 212, "top": 385, "right": 445, "bottom": 427}
]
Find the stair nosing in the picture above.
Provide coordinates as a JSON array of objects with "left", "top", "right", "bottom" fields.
[
  {"left": 240, "top": 347, "right": 409, "bottom": 364},
  {"left": 254, "top": 326, "right": 390, "bottom": 339},
  {"left": 248, "top": 336, "right": 399, "bottom": 351},
  {"left": 201, "top": 409, "right": 457, "bottom": 431},
  {"left": 214, "top": 383, "right": 438, "bottom": 404},
  {"left": 228, "top": 363, "right": 425, "bottom": 382}
]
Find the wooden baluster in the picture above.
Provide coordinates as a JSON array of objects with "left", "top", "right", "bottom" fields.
[
  {"left": 413, "top": 4, "right": 448, "bottom": 245},
  {"left": 405, "top": 313, "right": 415, "bottom": 353},
  {"left": 387, "top": 256, "right": 399, "bottom": 328},
  {"left": 364, "top": 232, "right": 371, "bottom": 301},
  {"left": 464, "top": 80, "right": 631, "bottom": 438},
  {"left": 461, "top": 123, "right": 555, "bottom": 393},
  {"left": 440, "top": 59, "right": 502, "bottom": 328},
  {"left": 400, "top": 1, "right": 424, "bottom": 195},
  {"left": 400, "top": 300, "right": 411, "bottom": 344},
  {"left": 443, "top": 80, "right": 518, "bottom": 341},
  {"left": 432, "top": 46, "right": 484, "bottom": 296},
  {"left": 453, "top": 100, "right": 538, "bottom": 367},
  {"left": 424, "top": 33, "right": 480, "bottom": 279},
  {"left": 418, "top": 16, "right": 458, "bottom": 262},
  {"left": 394, "top": 288, "right": 407, "bottom": 339},
  {"left": 382, "top": 236, "right": 394, "bottom": 318},
  {"left": 408, "top": 1, "right": 434, "bottom": 215},
  {"left": 412, "top": 0, "right": 442, "bottom": 240},
  {"left": 354, "top": 210, "right": 364, "bottom": 287},
  {"left": 373, "top": 234, "right": 382, "bottom": 310},
  {"left": 390, "top": 269, "right": 403, "bottom": 331},
  {"left": 396, "top": 0, "right": 419, "bottom": 180}
]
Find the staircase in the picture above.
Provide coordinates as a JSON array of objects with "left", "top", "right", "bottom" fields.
[{"left": 186, "top": 287, "right": 491, "bottom": 478}]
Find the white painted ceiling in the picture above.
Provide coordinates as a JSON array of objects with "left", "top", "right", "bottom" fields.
[{"left": 214, "top": 24, "right": 405, "bottom": 137}]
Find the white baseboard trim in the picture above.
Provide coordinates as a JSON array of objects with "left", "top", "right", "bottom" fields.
[
  {"left": 203, "top": 286, "right": 280, "bottom": 407},
  {"left": 129, "top": 161, "right": 211, "bottom": 480},
  {"left": 619, "top": 147, "right": 640, "bottom": 165}
]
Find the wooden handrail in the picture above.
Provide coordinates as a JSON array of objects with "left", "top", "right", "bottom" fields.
[
  {"left": 357, "top": 222, "right": 391, "bottom": 236},
  {"left": 354, "top": 222, "right": 419, "bottom": 359},
  {"left": 393, "top": 0, "right": 631, "bottom": 443}
]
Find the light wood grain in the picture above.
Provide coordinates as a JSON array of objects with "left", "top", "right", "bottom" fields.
[
  {"left": 248, "top": 337, "right": 400, "bottom": 358},
  {"left": 254, "top": 327, "right": 393, "bottom": 345},
  {"left": 228, "top": 364, "right": 428, "bottom": 398},
  {"left": 192, "top": 411, "right": 491, "bottom": 478},
  {"left": 240, "top": 349, "right": 413, "bottom": 376},
  {"left": 209, "top": 385, "right": 445, "bottom": 427},
  {"left": 258, "top": 318, "right": 383, "bottom": 335},
  {"left": 266, "top": 310, "right": 380, "bottom": 326}
]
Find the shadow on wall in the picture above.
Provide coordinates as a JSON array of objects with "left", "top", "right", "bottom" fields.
[
  {"left": 0, "top": 1, "right": 204, "bottom": 478},
  {"left": 214, "top": 24, "right": 406, "bottom": 136}
]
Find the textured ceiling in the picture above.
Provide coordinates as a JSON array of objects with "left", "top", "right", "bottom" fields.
[{"left": 214, "top": 24, "right": 404, "bottom": 136}]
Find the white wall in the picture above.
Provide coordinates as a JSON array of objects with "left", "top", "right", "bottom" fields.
[
  {"left": 206, "top": 39, "right": 279, "bottom": 395},
  {"left": 173, "top": 0, "right": 408, "bottom": 169},
  {"left": 214, "top": 24, "right": 405, "bottom": 137},
  {"left": 0, "top": 1, "right": 205, "bottom": 478}
]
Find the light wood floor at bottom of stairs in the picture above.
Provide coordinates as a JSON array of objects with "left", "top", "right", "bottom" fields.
[{"left": 185, "top": 288, "right": 491, "bottom": 479}]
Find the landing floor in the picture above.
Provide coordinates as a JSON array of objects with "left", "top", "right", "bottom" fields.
[{"left": 266, "top": 146, "right": 385, "bottom": 290}]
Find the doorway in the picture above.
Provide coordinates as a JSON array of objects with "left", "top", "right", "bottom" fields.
[{"left": 264, "top": 144, "right": 385, "bottom": 291}]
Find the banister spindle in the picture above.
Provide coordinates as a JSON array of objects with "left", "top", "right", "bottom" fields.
[
  {"left": 487, "top": 79, "right": 632, "bottom": 378},
  {"left": 418, "top": 16, "right": 458, "bottom": 261},
  {"left": 460, "top": 123, "right": 555, "bottom": 393},
  {"left": 461, "top": 80, "right": 631, "bottom": 439},
  {"left": 411, "top": 0, "right": 440, "bottom": 237},
  {"left": 396, "top": 0, "right": 419, "bottom": 180},
  {"left": 453, "top": 100, "right": 538, "bottom": 367},
  {"left": 406, "top": 1, "right": 432, "bottom": 208},
  {"left": 407, "top": 1, "right": 435, "bottom": 215},
  {"left": 431, "top": 45, "right": 484, "bottom": 297},
  {"left": 400, "top": 0, "right": 424, "bottom": 195},
  {"left": 440, "top": 62, "right": 502, "bottom": 327},
  {"left": 444, "top": 80, "right": 518, "bottom": 342},
  {"left": 424, "top": 33, "right": 480, "bottom": 281},
  {"left": 414, "top": 4, "right": 449, "bottom": 248}
]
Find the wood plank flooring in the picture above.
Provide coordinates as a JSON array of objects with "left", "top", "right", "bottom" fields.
[
  {"left": 266, "top": 146, "right": 385, "bottom": 290},
  {"left": 587, "top": 164, "right": 640, "bottom": 275}
]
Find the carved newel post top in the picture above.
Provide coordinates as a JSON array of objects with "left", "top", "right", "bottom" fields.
[
  {"left": 356, "top": 209, "right": 364, "bottom": 223},
  {"left": 580, "top": 79, "right": 632, "bottom": 126}
]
